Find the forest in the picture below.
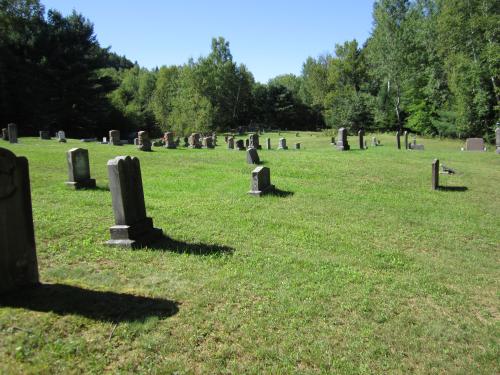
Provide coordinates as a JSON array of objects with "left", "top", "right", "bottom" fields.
[{"left": 0, "top": 0, "right": 498, "bottom": 139}]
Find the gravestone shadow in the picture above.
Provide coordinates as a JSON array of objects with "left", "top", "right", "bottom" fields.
[
  {"left": 438, "top": 186, "right": 468, "bottom": 192},
  {"left": 147, "top": 236, "right": 235, "bottom": 256},
  {"left": 269, "top": 188, "right": 294, "bottom": 197},
  {"left": 0, "top": 283, "right": 179, "bottom": 322}
]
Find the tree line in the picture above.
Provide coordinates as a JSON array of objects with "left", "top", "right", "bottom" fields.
[{"left": 1, "top": 0, "right": 498, "bottom": 139}]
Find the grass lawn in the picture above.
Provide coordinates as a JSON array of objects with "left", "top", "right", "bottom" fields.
[{"left": 0, "top": 132, "right": 499, "bottom": 374}]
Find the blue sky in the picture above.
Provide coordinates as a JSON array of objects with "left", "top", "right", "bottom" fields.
[{"left": 42, "top": 0, "right": 375, "bottom": 83}]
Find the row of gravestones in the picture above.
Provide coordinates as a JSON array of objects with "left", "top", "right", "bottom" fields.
[
  {"left": 1, "top": 146, "right": 276, "bottom": 294},
  {"left": 226, "top": 134, "right": 300, "bottom": 150}
]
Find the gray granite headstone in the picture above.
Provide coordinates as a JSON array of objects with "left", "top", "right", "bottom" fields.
[
  {"left": 465, "top": 138, "right": 485, "bottom": 151},
  {"left": 432, "top": 159, "right": 439, "bottom": 190},
  {"left": 248, "top": 166, "right": 274, "bottom": 196},
  {"left": 227, "top": 137, "right": 234, "bottom": 149},
  {"left": 336, "top": 128, "right": 350, "bottom": 151},
  {"left": 249, "top": 133, "right": 261, "bottom": 149},
  {"left": 65, "top": 148, "right": 96, "bottom": 189},
  {"left": 106, "top": 156, "right": 162, "bottom": 248},
  {"left": 39, "top": 131, "right": 50, "bottom": 140},
  {"left": 8, "top": 123, "right": 17, "bottom": 144},
  {"left": 0, "top": 147, "right": 39, "bottom": 293},
  {"left": 246, "top": 148, "right": 260, "bottom": 164},
  {"left": 277, "top": 138, "right": 288, "bottom": 150},
  {"left": 164, "top": 132, "right": 176, "bottom": 149},
  {"left": 235, "top": 139, "right": 245, "bottom": 150},
  {"left": 496, "top": 127, "right": 500, "bottom": 154},
  {"left": 358, "top": 130, "right": 364, "bottom": 150},
  {"left": 404, "top": 131, "right": 408, "bottom": 149},
  {"left": 396, "top": 131, "right": 401, "bottom": 149},
  {"left": 109, "top": 130, "right": 121, "bottom": 146},
  {"left": 137, "top": 131, "right": 152, "bottom": 151},
  {"left": 266, "top": 138, "right": 271, "bottom": 150}
]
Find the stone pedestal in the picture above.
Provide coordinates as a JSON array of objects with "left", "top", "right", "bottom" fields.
[
  {"left": 0, "top": 148, "right": 39, "bottom": 293},
  {"left": 65, "top": 148, "right": 96, "bottom": 189},
  {"left": 336, "top": 128, "right": 350, "bottom": 151},
  {"left": 106, "top": 156, "right": 162, "bottom": 248},
  {"left": 432, "top": 159, "right": 439, "bottom": 190},
  {"left": 248, "top": 166, "right": 275, "bottom": 196},
  {"left": 8, "top": 123, "right": 17, "bottom": 144},
  {"left": 109, "top": 130, "right": 121, "bottom": 146}
]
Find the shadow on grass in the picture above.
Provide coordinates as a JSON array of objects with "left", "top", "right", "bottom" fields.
[
  {"left": 438, "top": 186, "right": 468, "bottom": 192},
  {"left": 147, "top": 236, "right": 235, "bottom": 256},
  {"left": 268, "top": 188, "right": 294, "bottom": 197},
  {"left": 0, "top": 283, "right": 179, "bottom": 322}
]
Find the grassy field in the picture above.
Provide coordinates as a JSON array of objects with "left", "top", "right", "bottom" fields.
[{"left": 0, "top": 132, "right": 499, "bottom": 374}]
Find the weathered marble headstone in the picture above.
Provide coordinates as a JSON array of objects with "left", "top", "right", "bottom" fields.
[
  {"left": 396, "top": 131, "right": 401, "bottom": 150},
  {"left": 188, "top": 133, "right": 202, "bottom": 149},
  {"left": 496, "top": 127, "right": 500, "bottom": 154},
  {"left": 404, "top": 131, "right": 409, "bottom": 150},
  {"left": 266, "top": 138, "right": 271, "bottom": 150},
  {"left": 249, "top": 133, "right": 261, "bottom": 149},
  {"left": 65, "top": 148, "right": 96, "bottom": 189},
  {"left": 277, "top": 138, "right": 288, "bottom": 150},
  {"left": 109, "top": 130, "right": 121, "bottom": 146},
  {"left": 235, "top": 139, "right": 245, "bottom": 150},
  {"left": 336, "top": 128, "right": 350, "bottom": 151},
  {"left": 202, "top": 136, "right": 214, "bottom": 149},
  {"left": 2, "top": 128, "right": 8, "bottom": 141},
  {"left": 8, "top": 123, "right": 18, "bottom": 144},
  {"left": 295, "top": 143, "right": 301, "bottom": 150},
  {"left": 164, "top": 132, "right": 176, "bottom": 149},
  {"left": 432, "top": 159, "right": 439, "bottom": 190},
  {"left": 464, "top": 138, "right": 485, "bottom": 151},
  {"left": 358, "top": 130, "right": 364, "bottom": 150},
  {"left": 106, "top": 156, "right": 162, "bottom": 248},
  {"left": 39, "top": 131, "right": 50, "bottom": 140},
  {"left": 227, "top": 137, "right": 234, "bottom": 149},
  {"left": 137, "top": 131, "right": 152, "bottom": 151},
  {"left": 248, "top": 166, "right": 275, "bottom": 196},
  {"left": 0, "top": 147, "right": 39, "bottom": 293},
  {"left": 246, "top": 148, "right": 260, "bottom": 164},
  {"left": 57, "top": 130, "right": 66, "bottom": 143}
]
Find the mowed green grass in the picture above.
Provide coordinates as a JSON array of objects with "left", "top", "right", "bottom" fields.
[{"left": 0, "top": 132, "right": 499, "bottom": 374}]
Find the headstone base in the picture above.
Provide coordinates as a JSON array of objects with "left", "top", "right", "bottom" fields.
[
  {"left": 248, "top": 184, "right": 275, "bottom": 197},
  {"left": 106, "top": 217, "right": 162, "bottom": 248},
  {"left": 65, "top": 179, "right": 96, "bottom": 189}
]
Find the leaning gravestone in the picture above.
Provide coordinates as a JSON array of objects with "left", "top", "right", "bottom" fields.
[
  {"left": 235, "top": 139, "right": 245, "bottom": 151},
  {"left": 432, "top": 159, "right": 439, "bottom": 190},
  {"left": 0, "top": 147, "right": 39, "bottom": 293},
  {"left": 358, "top": 130, "right": 364, "bottom": 150},
  {"left": 164, "top": 132, "right": 176, "bottom": 149},
  {"left": 277, "top": 138, "right": 288, "bottom": 150},
  {"left": 496, "top": 127, "right": 500, "bottom": 154},
  {"left": 106, "top": 156, "right": 163, "bottom": 248},
  {"left": 464, "top": 138, "right": 485, "bottom": 151},
  {"left": 39, "top": 131, "right": 50, "bottom": 140},
  {"left": 336, "top": 128, "right": 350, "bottom": 151},
  {"left": 396, "top": 131, "right": 401, "bottom": 150},
  {"left": 8, "top": 123, "right": 18, "bottom": 144},
  {"left": 227, "top": 137, "right": 234, "bottom": 149},
  {"left": 249, "top": 133, "right": 261, "bottom": 149},
  {"left": 247, "top": 148, "right": 260, "bottom": 164},
  {"left": 109, "top": 130, "right": 121, "bottom": 146},
  {"left": 248, "top": 166, "right": 275, "bottom": 196},
  {"left": 1, "top": 128, "right": 8, "bottom": 141},
  {"left": 137, "top": 131, "right": 152, "bottom": 151},
  {"left": 65, "top": 148, "right": 96, "bottom": 189}
]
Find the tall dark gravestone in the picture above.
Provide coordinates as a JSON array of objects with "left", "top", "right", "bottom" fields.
[
  {"left": 0, "top": 148, "right": 39, "bottom": 293},
  {"left": 396, "top": 131, "right": 401, "bottom": 150},
  {"left": 358, "top": 130, "right": 364, "bottom": 150},
  {"left": 336, "top": 128, "right": 350, "bottom": 151},
  {"left": 432, "top": 159, "right": 439, "bottom": 190},
  {"left": 106, "top": 156, "right": 162, "bottom": 248},
  {"left": 109, "top": 130, "right": 121, "bottom": 146},
  {"left": 66, "top": 148, "right": 96, "bottom": 189},
  {"left": 266, "top": 138, "right": 271, "bottom": 150},
  {"left": 8, "top": 123, "right": 18, "bottom": 144}
]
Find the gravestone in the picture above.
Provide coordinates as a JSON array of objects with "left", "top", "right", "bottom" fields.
[
  {"left": 404, "top": 131, "right": 409, "bottom": 149},
  {"left": 212, "top": 133, "right": 218, "bottom": 146},
  {"left": 39, "top": 131, "right": 50, "bottom": 140},
  {"left": 409, "top": 138, "right": 425, "bottom": 150},
  {"left": 183, "top": 137, "right": 189, "bottom": 147},
  {"left": 102, "top": 137, "right": 108, "bottom": 144},
  {"left": 432, "top": 159, "right": 439, "bottom": 190},
  {"left": 106, "top": 156, "right": 162, "bottom": 248},
  {"left": 202, "top": 136, "right": 214, "bottom": 149},
  {"left": 245, "top": 139, "right": 250, "bottom": 148},
  {"left": 330, "top": 137, "right": 336, "bottom": 145},
  {"left": 137, "top": 131, "right": 152, "bottom": 151},
  {"left": 249, "top": 133, "right": 261, "bottom": 149},
  {"left": 224, "top": 135, "right": 228, "bottom": 143},
  {"left": 133, "top": 138, "right": 139, "bottom": 146},
  {"left": 295, "top": 143, "right": 301, "bottom": 149},
  {"left": 248, "top": 166, "right": 275, "bottom": 196},
  {"left": 358, "top": 130, "right": 364, "bottom": 150},
  {"left": 2, "top": 128, "right": 8, "bottom": 141},
  {"left": 65, "top": 148, "right": 96, "bottom": 189},
  {"left": 164, "top": 132, "right": 176, "bottom": 149},
  {"left": 57, "top": 130, "right": 66, "bottom": 143},
  {"left": 336, "top": 128, "right": 350, "bottom": 151},
  {"left": 8, "top": 123, "right": 18, "bottom": 144},
  {"left": 0, "top": 148, "right": 39, "bottom": 293},
  {"left": 464, "top": 138, "right": 485, "bottom": 151},
  {"left": 372, "top": 137, "right": 377, "bottom": 146},
  {"left": 227, "top": 137, "right": 234, "bottom": 149},
  {"left": 277, "top": 138, "right": 288, "bottom": 150},
  {"left": 246, "top": 148, "right": 260, "bottom": 164},
  {"left": 109, "top": 130, "right": 121, "bottom": 146},
  {"left": 235, "top": 139, "right": 245, "bottom": 150},
  {"left": 266, "top": 138, "right": 271, "bottom": 150},
  {"left": 188, "top": 133, "right": 202, "bottom": 149},
  {"left": 396, "top": 131, "right": 401, "bottom": 150},
  {"left": 496, "top": 127, "right": 500, "bottom": 154}
]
